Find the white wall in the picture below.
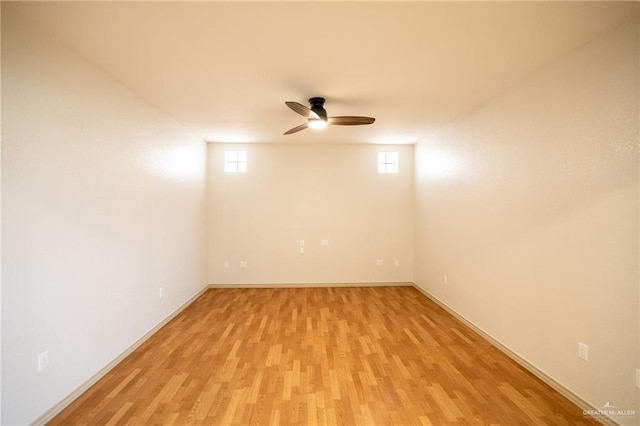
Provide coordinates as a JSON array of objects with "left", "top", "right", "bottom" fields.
[
  {"left": 1, "top": 10, "right": 207, "bottom": 425},
  {"left": 414, "top": 19, "right": 639, "bottom": 424},
  {"left": 208, "top": 143, "right": 413, "bottom": 285}
]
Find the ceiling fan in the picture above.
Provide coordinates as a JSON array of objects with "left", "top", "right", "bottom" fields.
[{"left": 283, "top": 97, "right": 375, "bottom": 135}]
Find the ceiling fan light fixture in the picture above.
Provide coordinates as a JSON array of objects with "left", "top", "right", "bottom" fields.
[
  {"left": 283, "top": 97, "right": 374, "bottom": 135},
  {"left": 308, "top": 118, "right": 328, "bottom": 130}
]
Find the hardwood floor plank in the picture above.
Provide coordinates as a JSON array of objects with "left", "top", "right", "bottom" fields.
[{"left": 49, "top": 287, "right": 593, "bottom": 425}]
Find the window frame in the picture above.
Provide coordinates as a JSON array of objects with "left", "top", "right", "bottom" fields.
[
  {"left": 378, "top": 151, "right": 399, "bottom": 174},
  {"left": 224, "top": 150, "right": 247, "bottom": 173}
]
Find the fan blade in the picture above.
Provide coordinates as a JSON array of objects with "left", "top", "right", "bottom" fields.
[
  {"left": 285, "top": 102, "right": 319, "bottom": 119},
  {"left": 328, "top": 116, "right": 375, "bottom": 125},
  {"left": 283, "top": 123, "right": 309, "bottom": 135}
]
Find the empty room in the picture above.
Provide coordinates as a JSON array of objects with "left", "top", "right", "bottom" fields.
[{"left": 2, "top": 1, "right": 639, "bottom": 425}]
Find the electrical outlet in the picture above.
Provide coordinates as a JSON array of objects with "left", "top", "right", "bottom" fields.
[
  {"left": 159, "top": 287, "right": 163, "bottom": 299},
  {"left": 223, "top": 261, "right": 229, "bottom": 269},
  {"left": 376, "top": 259, "right": 384, "bottom": 267},
  {"left": 394, "top": 259, "right": 399, "bottom": 267},
  {"left": 444, "top": 275, "right": 448, "bottom": 285},
  {"left": 240, "top": 260, "right": 248, "bottom": 268},
  {"left": 321, "top": 239, "right": 329, "bottom": 247},
  {"left": 635, "top": 369, "right": 640, "bottom": 389},
  {"left": 300, "top": 240, "right": 305, "bottom": 247},
  {"left": 38, "top": 350, "right": 49, "bottom": 372},
  {"left": 300, "top": 247, "right": 305, "bottom": 254},
  {"left": 578, "top": 342, "right": 589, "bottom": 361}
]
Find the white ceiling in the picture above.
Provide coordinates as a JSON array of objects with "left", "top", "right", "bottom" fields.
[{"left": 6, "top": 1, "right": 637, "bottom": 144}]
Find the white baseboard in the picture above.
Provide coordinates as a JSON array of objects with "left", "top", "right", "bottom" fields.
[
  {"left": 31, "top": 286, "right": 208, "bottom": 426},
  {"left": 410, "top": 283, "right": 616, "bottom": 426},
  {"left": 208, "top": 281, "right": 413, "bottom": 289}
]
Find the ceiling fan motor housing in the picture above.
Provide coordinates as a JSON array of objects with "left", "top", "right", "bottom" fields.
[{"left": 309, "top": 97, "right": 328, "bottom": 121}]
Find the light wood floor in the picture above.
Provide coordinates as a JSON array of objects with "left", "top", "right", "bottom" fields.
[{"left": 50, "top": 286, "right": 593, "bottom": 425}]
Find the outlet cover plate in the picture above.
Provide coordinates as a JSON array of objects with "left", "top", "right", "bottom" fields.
[
  {"left": 578, "top": 342, "right": 589, "bottom": 361},
  {"left": 38, "top": 351, "right": 49, "bottom": 372}
]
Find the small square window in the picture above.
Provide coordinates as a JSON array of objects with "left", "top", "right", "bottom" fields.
[
  {"left": 224, "top": 150, "right": 247, "bottom": 173},
  {"left": 378, "top": 152, "right": 398, "bottom": 174}
]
